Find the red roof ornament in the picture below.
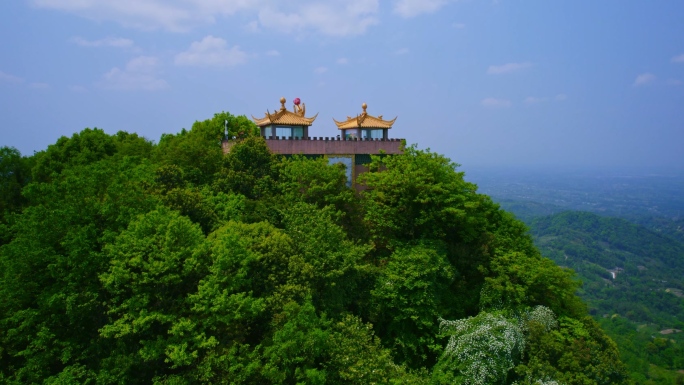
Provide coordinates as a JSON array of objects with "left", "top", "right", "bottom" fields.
[{"left": 293, "top": 97, "right": 301, "bottom": 105}]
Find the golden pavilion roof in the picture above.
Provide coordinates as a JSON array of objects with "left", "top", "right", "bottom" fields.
[
  {"left": 333, "top": 103, "right": 397, "bottom": 130},
  {"left": 252, "top": 97, "right": 318, "bottom": 127}
]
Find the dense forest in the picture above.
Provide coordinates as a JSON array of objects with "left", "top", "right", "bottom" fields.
[
  {"left": 0, "top": 112, "right": 627, "bottom": 384},
  {"left": 525, "top": 212, "right": 684, "bottom": 384}
]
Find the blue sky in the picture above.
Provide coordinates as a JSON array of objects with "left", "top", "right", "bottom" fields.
[{"left": 1, "top": 0, "right": 683, "bottom": 171}]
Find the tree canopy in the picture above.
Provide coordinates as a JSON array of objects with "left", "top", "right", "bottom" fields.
[{"left": 0, "top": 113, "right": 627, "bottom": 384}]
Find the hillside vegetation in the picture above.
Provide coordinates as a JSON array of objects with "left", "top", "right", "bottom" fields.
[
  {"left": 0, "top": 113, "right": 626, "bottom": 384},
  {"left": 527, "top": 211, "right": 684, "bottom": 384}
]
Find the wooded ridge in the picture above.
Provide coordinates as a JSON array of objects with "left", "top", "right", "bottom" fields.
[{"left": 0, "top": 112, "right": 626, "bottom": 384}]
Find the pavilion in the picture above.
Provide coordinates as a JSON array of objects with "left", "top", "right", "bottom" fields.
[{"left": 224, "top": 97, "right": 404, "bottom": 188}]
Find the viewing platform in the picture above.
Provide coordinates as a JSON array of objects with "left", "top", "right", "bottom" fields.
[
  {"left": 224, "top": 97, "right": 404, "bottom": 188},
  {"left": 262, "top": 136, "right": 403, "bottom": 155}
]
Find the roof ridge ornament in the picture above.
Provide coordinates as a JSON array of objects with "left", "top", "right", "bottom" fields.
[
  {"left": 252, "top": 97, "right": 318, "bottom": 127},
  {"left": 293, "top": 97, "right": 306, "bottom": 116},
  {"left": 333, "top": 102, "right": 397, "bottom": 130}
]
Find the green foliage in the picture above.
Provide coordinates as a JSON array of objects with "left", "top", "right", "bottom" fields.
[
  {"left": 480, "top": 250, "right": 585, "bottom": 318},
  {"left": 515, "top": 315, "right": 627, "bottom": 385},
  {"left": 281, "top": 202, "right": 371, "bottom": 316},
  {"left": 326, "top": 314, "right": 429, "bottom": 385},
  {"left": 0, "top": 146, "right": 31, "bottom": 245},
  {"left": 155, "top": 112, "right": 256, "bottom": 187},
  {"left": 0, "top": 147, "right": 29, "bottom": 215},
  {"left": 159, "top": 186, "right": 245, "bottom": 234},
  {"left": 261, "top": 300, "right": 331, "bottom": 383},
  {"left": 371, "top": 243, "right": 455, "bottom": 368},
  {"left": 192, "top": 111, "right": 259, "bottom": 141},
  {"left": 31, "top": 128, "right": 117, "bottom": 182},
  {"left": 99, "top": 207, "right": 208, "bottom": 382},
  {"left": 278, "top": 155, "right": 353, "bottom": 209},
  {"left": 0, "top": 123, "right": 630, "bottom": 383},
  {"left": 359, "top": 145, "right": 485, "bottom": 244},
  {"left": 30, "top": 128, "right": 153, "bottom": 184},
  {"left": 0, "top": 154, "right": 159, "bottom": 382},
  {"left": 214, "top": 136, "right": 277, "bottom": 200},
  {"left": 527, "top": 211, "right": 684, "bottom": 381}
]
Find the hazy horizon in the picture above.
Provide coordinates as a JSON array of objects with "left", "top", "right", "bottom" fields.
[{"left": 1, "top": 1, "right": 683, "bottom": 171}]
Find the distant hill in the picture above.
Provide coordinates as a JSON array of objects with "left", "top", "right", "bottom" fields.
[
  {"left": 526, "top": 211, "right": 684, "bottom": 382},
  {"left": 531, "top": 212, "right": 684, "bottom": 300},
  {"left": 634, "top": 216, "right": 684, "bottom": 245},
  {"left": 471, "top": 166, "right": 684, "bottom": 382},
  {"left": 469, "top": 168, "right": 684, "bottom": 221}
]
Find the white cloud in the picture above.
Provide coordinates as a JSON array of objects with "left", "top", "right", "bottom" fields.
[
  {"left": 257, "top": 0, "right": 379, "bottom": 37},
  {"left": 29, "top": 82, "right": 50, "bottom": 89},
  {"left": 0, "top": 70, "right": 23, "bottom": 83},
  {"left": 69, "top": 85, "right": 88, "bottom": 92},
  {"left": 394, "top": 0, "right": 450, "bottom": 18},
  {"left": 671, "top": 54, "right": 684, "bottom": 63},
  {"left": 487, "top": 62, "right": 532, "bottom": 75},
  {"left": 481, "top": 98, "right": 511, "bottom": 108},
  {"left": 33, "top": 0, "right": 382, "bottom": 36},
  {"left": 100, "top": 56, "right": 168, "bottom": 91},
  {"left": 524, "top": 96, "right": 547, "bottom": 105},
  {"left": 245, "top": 20, "right": 260, "bottom": 32},
  {"left": 395, "top": 47, "right": 409, "bottom": 55},
  {"left": 32, "top": 0, "right": 254, "bottom": 31},
  {"left": 337, "top": 57, "right": 349, "bottom": 65},
  {"left": 633, "top": 73, "right": 655, "bottom": 86},
  {"left": 314, "top": 66, "right": 328, "bottom": 74},
  {"left": 265, "top": 50, "right": 280, "bottom": 56},
  {"left": 71, "top": 36, "right": 134, "bottom": 48},
  {"left": 667, "top": 79, "right": 682, "bottom": 86},
  {"left": 175, "top": 35, "right": 247, "bottom": 67},
  {"left": 524, "top": 94, "right": 567, "bottom": 104},
  {"left": 452, "top": 22, "right": 466, "bottom": 29}
]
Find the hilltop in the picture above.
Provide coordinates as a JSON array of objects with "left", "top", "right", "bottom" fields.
[{"left": 0, "top": 114, "right": 626, "bottom": 384}]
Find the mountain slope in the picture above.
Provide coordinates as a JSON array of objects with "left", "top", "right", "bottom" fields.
[{"left": 527, "top": 211, "right": 684, "bottom": 382}]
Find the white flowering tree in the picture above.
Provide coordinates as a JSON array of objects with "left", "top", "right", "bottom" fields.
[
  {"left": 525, "top": 306, "right": 558, "bottom": 333},
  {"left": 432, "top": 306, "right": 561, "bottom": 385},
  {"left": 432, "top": 311, "right": 525, "bottom": 385}
]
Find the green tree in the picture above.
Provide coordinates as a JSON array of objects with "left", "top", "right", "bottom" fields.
[
  {"left": 191, "top": 111, "right": 259, "bottom": 141},
  {"left": 516, "top": 316, "right": 627, "bottom": 385},
  {"left": 480, "top": 250, "right": 586, "bottom": 318},
  {"left": 0, "top": 147, "right": 31, "bottom": 245},
  {"left": 0, "top": 147, "right": 29, "bottom": 214},
  {"left": 28, "top": 128, "right": 154, "bottom": 185},
  {"left": 261, "top": 300, "right": 331, "bottom": 384},
  {"left": 370, "top": 242, "right": 455, "bottom": 368},
  {"left": 214, "top": 136, "right": 277, "bottom": 200},
  {"left": 281, "top": 202, "right": 371, "bottom": 317},
  {"left": 0, "top": 117, "right": 635, "bottom": 384},
  {"left": 99, "top": 207, "right": 208, "bottom": 383},
  {"left": 0, "top": 156, "right": 159, "bottom": 383},
  {"left": 359, "top": 146, "right": 485, "bottom": 245},
  {"left": 277, "top": 155, "right": 364, "bottom": 238}
]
